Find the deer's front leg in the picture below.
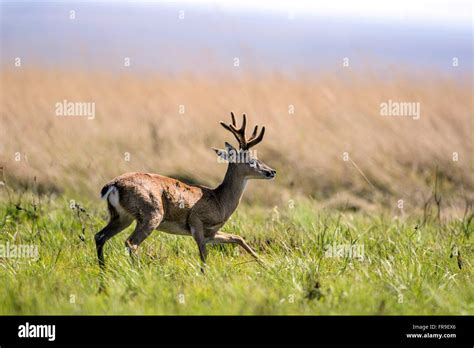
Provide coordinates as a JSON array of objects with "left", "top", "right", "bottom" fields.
[
  {"left": 207, "top": 231, "right": 260, "bottom": 261},
  {"left": 188, "top": 217, "right": 207, "bottom": 272}
]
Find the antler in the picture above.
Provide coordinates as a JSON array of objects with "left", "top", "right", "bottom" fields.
[{"left": 220, "top": 112, "right": 265, "bottom": 150}]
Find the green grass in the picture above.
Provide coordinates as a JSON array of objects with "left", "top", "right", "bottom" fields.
[{"left": 0, "top": 192, "right": 472, "bottom": 315}]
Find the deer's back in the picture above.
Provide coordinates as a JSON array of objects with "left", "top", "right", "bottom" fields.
[{"left": 105, "top": 172, "right": 216, "bottom": 229}]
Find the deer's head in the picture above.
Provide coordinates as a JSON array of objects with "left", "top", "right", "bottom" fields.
[{"left": 213, "top": 112, "right": 276, "bottom": 180}]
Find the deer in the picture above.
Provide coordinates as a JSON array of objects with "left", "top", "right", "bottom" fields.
[{"left": 95, "top": 112, "right": 276, "bottom": 271}]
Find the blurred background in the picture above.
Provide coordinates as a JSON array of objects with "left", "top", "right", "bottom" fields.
[{"left": 1, "top": 0, "right": 472, "bottom": 214}]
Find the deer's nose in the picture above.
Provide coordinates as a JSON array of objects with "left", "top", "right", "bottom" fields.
[{"left": 266, "top": 169, "right": 276, "bottom": 178}]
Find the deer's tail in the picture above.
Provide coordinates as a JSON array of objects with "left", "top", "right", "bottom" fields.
[
  {"left": 100, "top": 183, "right": 123, "bottom": 218},
  {"left": 100, "top": 183, "right": 115, "bottom": 200}
]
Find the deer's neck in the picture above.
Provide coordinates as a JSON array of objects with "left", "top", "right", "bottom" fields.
[{"left": 214, "top": 164, "right": 247, "bottom": 218}]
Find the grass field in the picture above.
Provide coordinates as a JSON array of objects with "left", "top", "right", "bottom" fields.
[{"left": 0, "top": 190, "right": 472, "bottom": 315}]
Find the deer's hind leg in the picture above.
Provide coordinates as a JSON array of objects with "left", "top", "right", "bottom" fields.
[
  {"left": 125, "top": 212, "right": 163, "bottom": 260},
  {"left": 95, "top": 204, "right": 133, "bottom": 268}
]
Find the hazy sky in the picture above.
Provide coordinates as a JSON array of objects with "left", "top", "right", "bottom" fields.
[
  {"left": 1, "top": 0, "right": 472, "bottom": 74},
  {"left": 195, "top": 0, "right": 472, "bottom": 25}
]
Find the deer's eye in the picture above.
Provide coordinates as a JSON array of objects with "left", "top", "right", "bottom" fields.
[{"left": 249, "top": 159, "right": 257, "bottom": 167}]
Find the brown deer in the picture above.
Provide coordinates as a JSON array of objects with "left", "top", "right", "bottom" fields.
[{"left": 95, "top": 112, "right": 276, "bottom": 270}]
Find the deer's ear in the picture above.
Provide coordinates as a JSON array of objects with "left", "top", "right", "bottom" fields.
[
  {"left": 224, "top": 142, "right": 236, "bottom": 153},
  {"left": 212, "top": 147, "right": 228, "bottom": 160}
]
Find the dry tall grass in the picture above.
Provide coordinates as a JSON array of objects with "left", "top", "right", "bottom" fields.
[{"left": 1, "top": 68, "right": 472, "bottom": 213}]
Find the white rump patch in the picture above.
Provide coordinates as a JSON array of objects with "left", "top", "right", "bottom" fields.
[
  {"left": 103, "top": 186, "right": 129, "bottom": 217},
  {"left": 107, "top": 187, "right": 120, "bottom": 209}
]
